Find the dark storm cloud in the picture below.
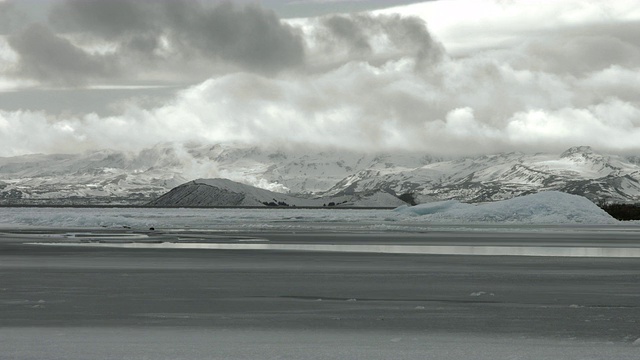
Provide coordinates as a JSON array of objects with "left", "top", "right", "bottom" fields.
[
  {"left": 49, "top": 0, "right": 152, "bottom": 39},
  {"left": 6, "top": 0, "right": 439, "bottom": 86},
  {"left": 321, "top": 15, "right": 372, "bottom": 55},
  {"left": 380, "top": 14, "right": 443, "bottom": 67},
  {"left": 0, "top": 0, "right": 28, "bottom": 34},
  {"left": 162, "top": 1, "right": 305, "bottom": 73},
  {"left": 7, "top": 24, "right": 117, "bottom": 86},
  {"left": 47, "top": 0, "right": 305, "bottom": 76}
]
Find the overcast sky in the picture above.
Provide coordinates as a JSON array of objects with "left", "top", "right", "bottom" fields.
[{"left": 1, "top": 0, "right": 639, "bottom": 157}]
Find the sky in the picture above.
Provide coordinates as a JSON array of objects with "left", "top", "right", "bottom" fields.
[{"left": 0, "top": 0, "right": 640, "bottom": 157}]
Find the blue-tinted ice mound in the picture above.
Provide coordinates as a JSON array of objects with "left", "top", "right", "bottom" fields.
[{"left": 395, "top": 191, "right": 618, "bottom": 224}]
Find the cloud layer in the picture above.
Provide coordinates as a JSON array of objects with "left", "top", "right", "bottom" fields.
[
  {"left": 5, "top": 0, "right": 306, "bottom": 85},
  {"left": 1, "top": 0, "right": 640, "bottom": 157}
]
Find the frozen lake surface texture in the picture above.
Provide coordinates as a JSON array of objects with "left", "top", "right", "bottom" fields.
[{"left": 1, "top": 207, "right": 640, "bottom": 359}]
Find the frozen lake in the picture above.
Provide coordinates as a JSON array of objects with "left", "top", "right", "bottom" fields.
[
  {"left": 0, "top": 205, "right": 632, "bottom": 231},
  {"left": 1, "top": 207, "right": 640, "bottom": 359}
]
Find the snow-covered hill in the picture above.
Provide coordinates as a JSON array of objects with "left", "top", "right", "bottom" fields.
[
  {"left": 149, "top": 178, "right": 406, "bottom": 208},
  {"left": 0, "top": 143, "right": 639, "bottom": 205}
]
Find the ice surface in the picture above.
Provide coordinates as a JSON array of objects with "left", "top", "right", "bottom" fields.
[
  {"left": 0, "top": 192, "right": 623, "bottom": 231},
  {"left": 38, "top": 241, "right": 640, "bottom": 258},
  {"left": 0, "top": 207, "right": 394, "bottom": 230},
  {"left": 4, "top": 327, "right": 640, "bottom": 360},
  {"left": 396, "top": 191, "right": 618, "bottom": 224}
]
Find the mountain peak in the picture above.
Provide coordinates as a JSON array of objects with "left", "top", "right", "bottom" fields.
[{"left": 560, "top": 146, "right": 595, "bottom": 158}]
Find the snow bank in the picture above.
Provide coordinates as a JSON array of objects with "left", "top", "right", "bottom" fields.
[{"left": 395, "top": 191, "right": 618, "bottom": 224}]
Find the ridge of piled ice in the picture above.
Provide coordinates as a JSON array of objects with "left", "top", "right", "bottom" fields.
[{"left": 395, "top": 191, "right": 618, "bottom": 224}]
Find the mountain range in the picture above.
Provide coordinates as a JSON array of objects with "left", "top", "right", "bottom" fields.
[{"left": 1, "top": 143, "right": 639, "bottom": 206}]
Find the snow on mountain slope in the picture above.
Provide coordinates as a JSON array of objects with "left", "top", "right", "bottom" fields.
[
  {"left": 531, "top": 146, "right": 628, "bottom": 179},
  {"left": 326, "top": 146, "right": 640, "bottom": 204},
  {"left": 148, "top": 178, "right": 406, "bottom": 208},
  {"left": 395, "top": 191, "right": 618, "bottom": 224},
  {"left": 0, "top": 148, "right": 189, "bottom": 205},
  {"left": 0, "top": 143, "right": 433, "bottom": 205},
  {"left": 149, "top": 178, "right": 300, "bottom": 207}
]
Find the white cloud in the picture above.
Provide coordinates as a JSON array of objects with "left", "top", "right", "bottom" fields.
[
  {"left": 505, "top": 100, "right": 640, "bottom": 152},
  {"left": 377, "top": 0, "right": 640, "bottom": 55},
  {"left": 2, "top": 64, "right": 640, "bottom": 157}
]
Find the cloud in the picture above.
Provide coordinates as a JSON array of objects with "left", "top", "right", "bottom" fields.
[
  {"left": 0, "top": 0, "right": 27, "bottom": 35},
  {"left": 511, "top": 35, "right": 640, "bottom": 76},
  {"left": 378, "top": 0, "right": 640, "bottom": 56},
  {"left": 45, "top": 0, "right": 305, "bottom": 80},
  {"left": 4, "top": 1, "right": 442, "bottom": 86},
  {"left": 2, "top": 58, "right": 640, "bottom": 157},
  {"left": 505, "top": 100, "right": 640, "bottom": 152},
  {"left": 49, "top": 0, "right": 153, "bottom": 40},
  {"left": 4, "top": 1, "right": 444, "bottom": 86},
  {"left": 300, "top": 12, "right": 443, "bottom": 70},
  {"left": 1, "top": 1, "right": 307, "bottom": 86},
  {"left": 7, "top": 24, "right": 118, "bottom": 86},
  {"left": 1, "top": 0, "right": 640, "bottom": 157},
  {"left": 579, "top": 65, "right": 640, "bottom": 104},
  {"left": 165, "top": 1, "right": 305, "bottom": 73}
]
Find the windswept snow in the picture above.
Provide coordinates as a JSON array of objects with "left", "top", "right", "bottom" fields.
[{"left": 396, "top": 191, "right": 618, "bottom": 224}]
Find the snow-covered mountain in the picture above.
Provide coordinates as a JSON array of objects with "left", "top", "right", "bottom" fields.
[
  {"left": 0, "top": 143, "right": 639, "bottom": 205},
  {"left": 0, "top": 143, "right": 433, "bottom": 205},
  {"left": 324, "top": 146, "right": 640, "bottom": 204},
  {"left": 149, "top": 178, "right": 406, "bottom": 208},
  {"left": 0, "top": 148, "right": 190, "bottom": 205}
]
